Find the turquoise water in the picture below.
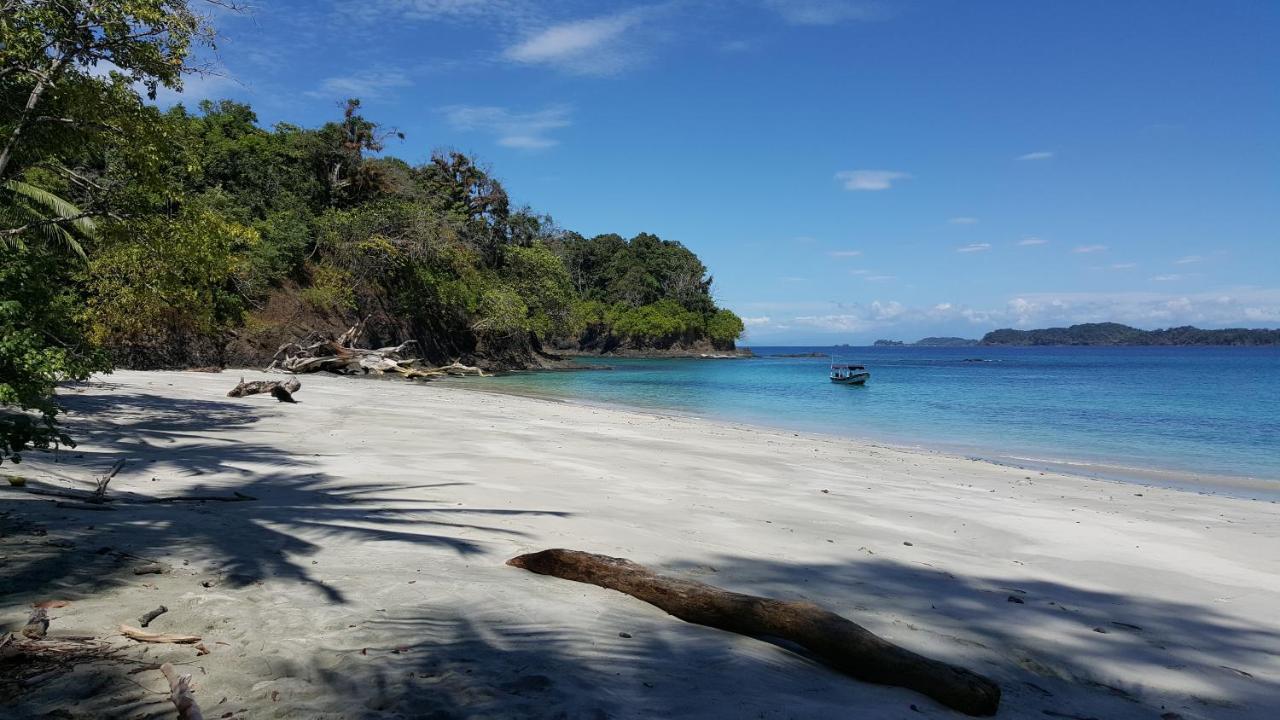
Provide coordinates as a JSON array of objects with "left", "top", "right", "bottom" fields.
[{"left": 461, "top": 346, "right": 1280, "bottom": 484}]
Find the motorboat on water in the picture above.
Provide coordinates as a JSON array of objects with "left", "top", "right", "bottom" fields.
[{"left": 830, "top": 363, "right": 870, "bottom": 385}]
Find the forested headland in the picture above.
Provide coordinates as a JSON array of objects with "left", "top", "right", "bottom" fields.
[
  {"left": 1, "top": 1, "right": 741, "bottom": 462},
  {"left": 980, "top": 323, "right": 1280, "bottom": 346}
]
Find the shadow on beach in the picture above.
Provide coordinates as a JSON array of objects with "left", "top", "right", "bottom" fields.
[{"left": 2, "top": 387, "right": 1276, "bottom": 719}]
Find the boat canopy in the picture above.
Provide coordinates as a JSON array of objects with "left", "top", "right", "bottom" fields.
[{"left": 831, "top": 364, "right": 866, "bottom": 370}]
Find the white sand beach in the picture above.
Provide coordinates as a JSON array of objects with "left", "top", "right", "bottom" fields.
[{"left": 2, "top": 369, "right": 1278, "bottom": 719}]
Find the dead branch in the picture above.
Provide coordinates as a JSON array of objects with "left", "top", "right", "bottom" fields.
[
  {"left": 54, "top": 500, "right": 116, "bottom": 511},
  {"left": 508, "top": 549, "right": 1001, "bottom": 717},
  {"left": 139, "top": 606, "right": 168, "bottom": 628},
  {"left": 139, "top": 491, "right": 257, "bottom": 504},
  {"left": 92, "top": 458, "right": 126, "bottom": 501},
  {"left": 119, "top": 625, "right": 200, "bottom": 645},
  {"left": 160, "top": 662, "right": 205, "bottom": 720},
  {"left": 227, "top": 376, "right": 300, "bottom": 402}
]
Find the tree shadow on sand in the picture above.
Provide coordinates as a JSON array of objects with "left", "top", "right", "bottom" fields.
[
  {"left": 1, "top": 391, "right": 569, "bottom": 605},
  {"left": 273, "top": 554, "right": 1280, "bottom": 719}
]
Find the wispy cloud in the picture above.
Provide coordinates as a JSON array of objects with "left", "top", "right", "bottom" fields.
[
  {"left": 849, "top": 269, "right": 871, "bottom": 275},
  {"left": 743, "top": 316, "right": 772, "bottom": 326},
  {"left": 744, "top": 288, "right": 1280, "bottom": 338},
  {"left": 310, "top": 69, "right": 412, "bottom": 99},
  {"left": 828, "top": 250, "right": 862, "bottom": 257},
  {"left": 337, "top": 0, "right": 541, "bottom": 27},
  {"left": 503, "top": 9, "right": 651, "bottom": 75},
  {"left": 440, "top": 104, "right": 572, "bottom": 150},
  {"left": 835, "top": 170, "right": 911, "bottom": 191},
  {"left": 1152, "top": 274, "right": 1186, "bottom": 282},
  {"left": 1175, "top": 255, "right": 1203, "bottom": 265},
  {"left": 1017, "top": 236, "right": 1048, "bottom": 246},
  {"left": 1073, "top": 244, "right": 1107, "bottom": 253},
  {"left": 957, "top": 243, "right": 992, "bottom": 253},
  {"left": 949, "top": 216, "right": 978, "bottom": 225},
  {"left": 1110, "top": 262, "right": 1138, "bottom": 270},
  {"left": 763, "top": 0, "right": 885, "bottom": 26},
  {"left": 1018, "top": 151, "right": 1054, "bottom": 161},
  {"left": 864, "top": 274, "right": 896, "bottom": 281}
]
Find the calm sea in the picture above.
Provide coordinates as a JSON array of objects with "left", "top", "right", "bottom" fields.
[{"left": 463, "top": 346, "right": 1280, "bottom": 486}]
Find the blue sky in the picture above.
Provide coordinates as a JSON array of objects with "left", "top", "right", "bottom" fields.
[{"left": 180, "top": 0, "right": 1279, "bottom": 344}]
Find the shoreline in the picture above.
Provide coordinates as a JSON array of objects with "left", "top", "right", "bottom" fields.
[{"left": 444, "top": 375, "right": 1280, "bottom": 502}]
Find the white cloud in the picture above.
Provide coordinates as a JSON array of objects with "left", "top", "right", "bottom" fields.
[
  {"left": 1175, "top": 255, "right": 1203, "bottom": 265},
  {"left": 440, "top": 104, "right": 571, "bottom": 150},
  {"left": 763, "top": 0, "right": 884, "bottom": 25},
  {"left": 1018, "top": 236, "right": 1048, "bottom": 246},
  {"left": 835, "top": 170, "right": 911, "bottom": 191},
  {"left": 829, "top": 250, "right": 862, "bottom": 257},
  {"left": 1073, "top": 244, "right": 1107, "bottom": 253},
  {"left": 957, "top": 243, "right": 991, "bottom": 253},
  {"left": 1110, "top": 263, "right": 1138, "bottom": 270},
  {"left": 743, "top": 316, "right": 772, "bottom": 327},
  {"left": 864, "top": 274, "right": 896, "bottom": 281},
  {"left": 311, "top": 69, "right": 412, "bottom": 99},
  {"left": 740, "top": 288, "right": 1280, "bottom": 338},
  {"left": 1018, "top": 151, "right": 1054, "bottom": 161},
  {"left": 503, "top": 9, "right": 650, "bottom": 75},
  {"left": 949, "top": 216, "right": 978, "bottom": 225},
  {"left": 1152, "top": 274, "right": 1186, "bottom": 282},
  {"left": 338, "top": 0, "right": 540, "bottom": 27}
]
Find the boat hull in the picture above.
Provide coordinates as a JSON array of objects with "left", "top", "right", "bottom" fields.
[{"left": 830, "top": 373, "right": 870, "bottom": 385}]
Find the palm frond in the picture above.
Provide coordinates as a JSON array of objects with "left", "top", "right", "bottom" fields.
[{"left": 1, "top": 179, "right": 95, "bottom": 258}]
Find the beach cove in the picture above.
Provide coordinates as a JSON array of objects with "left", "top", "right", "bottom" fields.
[{"left": 2, "top": 370, "right": 1278, "bottom": 719}]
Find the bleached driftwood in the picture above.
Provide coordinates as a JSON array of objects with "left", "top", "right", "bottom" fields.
[
  {"left": 508, "top": 549, "right": 1001, "bottom": 717},
  {"left": 265, "top": 320, "right": 485, "bottom": 379},
  {"left": 227, "top": 376, "right": 301, "bottom": 402},
  {"left": 160, "top": 662, "right": 205, "bottom": 720},
  {"left": 119, "top": 624, "right": 200, "bottom": 644}
]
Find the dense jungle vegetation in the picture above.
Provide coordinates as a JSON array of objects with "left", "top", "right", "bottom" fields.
[{"left": 0, "top": 1, "right": 742, "bottom": 463}]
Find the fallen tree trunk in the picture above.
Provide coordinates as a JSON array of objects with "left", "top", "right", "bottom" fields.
[
  {"left": 508, "top": 549, "right": 1001, "bottom": 717},
  {"left": 160, "top": 662, "right": 205, "bottom": 720},
  {"left": 265, "top": 321, "right": 485, "bottom": 379},
  {"left": 227, "top": 377, "right": 300, "bottom": 402}
]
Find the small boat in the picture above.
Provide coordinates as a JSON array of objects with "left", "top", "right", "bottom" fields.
[{"left": 830, "top": 363, "right": 870, "bottom": 385}]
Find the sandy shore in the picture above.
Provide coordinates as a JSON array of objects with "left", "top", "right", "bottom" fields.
[{"left": 2, "top": 370, "right": 1278, "bottom": 719}]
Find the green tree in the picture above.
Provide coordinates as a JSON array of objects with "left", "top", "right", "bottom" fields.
[{"left": 82, "top": 204, "right": 258, "bottom": 367}]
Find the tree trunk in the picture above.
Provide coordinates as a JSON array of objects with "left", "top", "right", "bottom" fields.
[
  {"left": 508, "top": 549, "right": 1001, "bottom": 717},
  {"left": 0, "top": 56, "right": 64, "bottom": 179}
]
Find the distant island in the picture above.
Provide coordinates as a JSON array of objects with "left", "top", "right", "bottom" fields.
[
  {"left": 980, "top": 323, "right": 1280, "bottom": 346},
  {"left": 874, "top": 337, "right": 980, "bottom": 347}
]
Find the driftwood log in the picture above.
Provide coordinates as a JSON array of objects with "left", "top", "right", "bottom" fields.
[
  {"left": 139, "top": 605, "right": 168, "bottom": 628},
  {"left": 160, "top": 662, "right": 205, "bottom": 720},
  {"left": 119, "top": 624, "right": 200, "bottom": 644},
  {"left": 265, "top": 319, "right": 485, "bottom": 380},
  {"left": 227, "top": 377, "right": 300, "bottom": 402},
  {"left": 508, "top": 549, "right": 1001, "bottom": 717}
]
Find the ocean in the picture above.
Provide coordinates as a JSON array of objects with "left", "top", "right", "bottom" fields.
[{"left": 462, "top": 346, "right": 1280, "bottom": 487}]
